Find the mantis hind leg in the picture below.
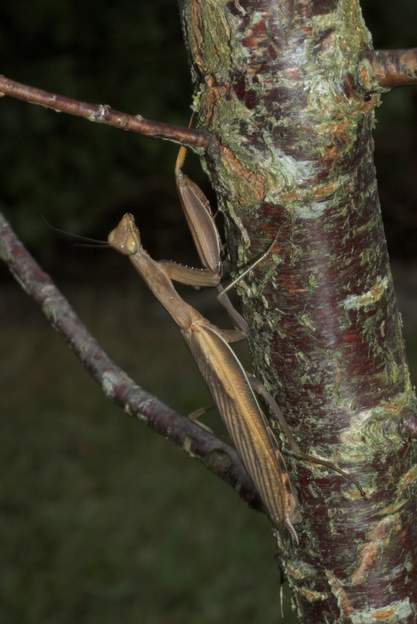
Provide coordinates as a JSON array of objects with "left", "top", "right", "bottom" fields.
[
  {"left": 287, "top": 449, "right": 365, "bottom": 497},
  {"left": 250, "top": 377, "right": 365, "bottom": 497}
]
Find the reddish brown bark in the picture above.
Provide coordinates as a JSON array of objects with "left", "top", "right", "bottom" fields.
[{"left": 180, "top": 1, "right": 417, "bottom": 621}]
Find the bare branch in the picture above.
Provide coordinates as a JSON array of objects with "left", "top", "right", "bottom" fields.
[
  {"left": 0, "top": 74, "right": 210, "bottom": 150},
  {"left": 372, "top": 49, "right": 417, "bottom": 88},
  {"left": 0, "top": 210, "right": 262, "bottom": 516}
]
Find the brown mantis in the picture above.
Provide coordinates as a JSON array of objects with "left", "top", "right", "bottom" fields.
[
  {"left": 108, "top": 213, "right": 300, "bottom": 542},
  {"left": 107, "top": 138, "right": 363, "bottom": 542}
]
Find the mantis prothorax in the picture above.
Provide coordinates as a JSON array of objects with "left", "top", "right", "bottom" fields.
[{"left": 108, "top": 213, "right": 300, "bottom": 542}]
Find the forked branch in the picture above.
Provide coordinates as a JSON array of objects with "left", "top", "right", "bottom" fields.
[
  {"left": 372, "top": 49, "right": 417, "bottom": 88},
  {"left": 0, "top": 74, "right": 209, "bottom": 150},
  {"left": 0, "top": 210, "right": 262, "bottom": 515}
]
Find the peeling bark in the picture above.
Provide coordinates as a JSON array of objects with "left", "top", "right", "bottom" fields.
[{"left": 179, "top": 1, "right": 417, "bottom": 621}]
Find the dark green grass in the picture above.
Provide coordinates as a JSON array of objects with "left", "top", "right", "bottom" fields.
[{"left": 0, "top": 282, "right": 297, "bottom": 624}]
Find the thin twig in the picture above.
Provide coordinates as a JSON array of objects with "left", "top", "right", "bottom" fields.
[
  {"left": 371, "top": 49, "right": 417, "bottom": 88},
  {"left": 0, "top": 74, "right": 210, "bottom": 150},
  {"left": 0, "top": 210, "right": 263, "bottom": 516}
]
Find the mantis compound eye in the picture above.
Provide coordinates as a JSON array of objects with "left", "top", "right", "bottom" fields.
[{"left": 125, "top": 235, "right": 138, "bottom": 255}]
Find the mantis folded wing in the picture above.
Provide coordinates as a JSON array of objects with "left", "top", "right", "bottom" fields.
[{"left": 108, "top": 213, "right": 300, "bottom": 543}]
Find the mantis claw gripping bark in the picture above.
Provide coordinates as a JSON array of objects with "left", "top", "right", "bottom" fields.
[{"left": 108, "top": 213, "right": 300, "bottom": 543}]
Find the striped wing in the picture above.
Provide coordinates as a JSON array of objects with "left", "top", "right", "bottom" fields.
[{"left": 186, "top": 322, "right": 298, "bottom": 537}]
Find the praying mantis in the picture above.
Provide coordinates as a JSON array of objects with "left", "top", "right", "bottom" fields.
[
  {"left": 108, "top": 138, "right": 363, "bottom": 543},
  {"left": 108, "top": 213, "right": 300, "bottom": 542}
]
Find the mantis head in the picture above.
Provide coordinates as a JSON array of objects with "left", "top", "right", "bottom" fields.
[{"left": 108, "top": 213, "right": 141, "bottom": 256}]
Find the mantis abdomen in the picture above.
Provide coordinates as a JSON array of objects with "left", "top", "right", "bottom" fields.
[{"left": 186, "top": 321, "right": 299, "bottom": 541}]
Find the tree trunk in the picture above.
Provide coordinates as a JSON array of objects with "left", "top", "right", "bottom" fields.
[{"left": 179, "top": 1, "right": 417, "bottom": 621}]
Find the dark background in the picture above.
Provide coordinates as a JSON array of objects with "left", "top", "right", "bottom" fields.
[{"left": 0, "top": 3, "right": 416, "bottom": 623}]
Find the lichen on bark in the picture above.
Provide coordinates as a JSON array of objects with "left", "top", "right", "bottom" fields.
[{"left": 180, "top": 0, "right": 417, "bottom": 621}]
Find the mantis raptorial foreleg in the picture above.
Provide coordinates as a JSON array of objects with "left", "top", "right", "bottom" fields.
[
  {"left": 175, "top": 143, "right": 221, "bottom": 281},
  {"left": 108, "top": 213, "right": 300, "bottom": 543},
  {"left": 175, "top": 143, "right": 249, "bottom": 335}
]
